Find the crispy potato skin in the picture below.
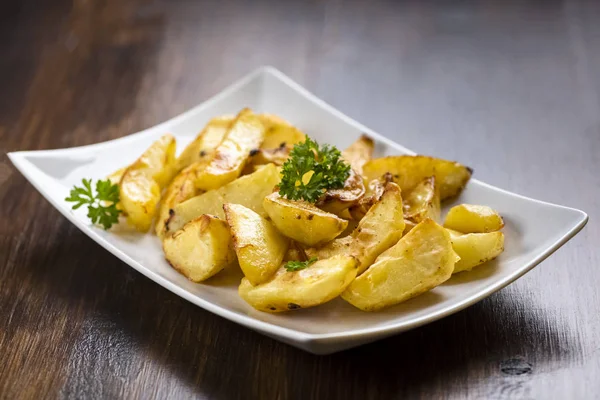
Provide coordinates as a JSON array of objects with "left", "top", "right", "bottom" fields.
[
  {"left": 119, "top": 134, "right": 177, "bottom": 232},
  {"left": 342, "top": 135, "right": 374, "bottom": 175},
  {"left": 362, "top": 155, "right": 472, "bottom": 200},
  {"left": 403, "top": 176, "right": 441, "bottom": 235},
  {"left": 258, "top": 114, "right": 306, "bottom": 149},
  {"left": 263, "top": 192, "right": 348, "bottom": 246},
  {"left": 447, "top": 229, "right": 505, "bottom": 273},
  {"left": 307, "top": 183, "right": 405, "bottom": 274},
  {"left": 165, "top": 164, "right": 280, "bottom": 235},
  {"left": 444, "top": 204, "right": 504, "bottom": 233},
  {"left": 175, "top": 115, "right": 233, "bottom": 171},
  {"left": 238, "top": 255, "right": 358, "bottom": 312},
  {"left": 224, "top": 203, "right": 289, "bottom": 286},
  {"left": 342, "top": 219, "right": 458, "bottom": 311},
  {"left": 195, "top": 108, "right": 266, "bottom": 190},
  {"left": 163, "top": 215, "right": 236, "bottom": 282}
]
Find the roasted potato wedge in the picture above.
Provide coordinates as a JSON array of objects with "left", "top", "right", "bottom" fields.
[
  {"left": 259, "top": 114, "right": 306, "bottom": 149},
  {"left": 283, "top": 241, "right": 308, "bottom": 262},
  {"left": 155, "top": 164, "right": 199, "bottom": 238},
  {"left": 175, "top": 115, "right": 233, "bottom": 171},
  {"left": 444, "top": 204, "right": 504, "bottom": 233},
  {"left": 307, "top": 183, "right": 405, "bottom": 274},
  {"left": 239, "top": 255, "right": 358, "bottom": 312},
  {"left": 195, "top": 108, "right": 265, "bottom": 190},
  {"left": 317, "top": 168, "right": 366, "bottom": 215},
  {"left": 342, "top": 135, "right": 374, "bottom": 175},
  {"left": 362, "top": 155, "right": 472, "bottom": 200},
  {"left": 163, "top": 214, "right": 236, "bottom": 282},
  {"left": 448, "top": 229, "right": 505, "bottom": 273},
  {"left": 224, "top": 203, "right": 289, "bottom": 285},
  {"left": 263, "top": 192, "right": 348, "bottom": 246},
  {"left": 120, "top": 134, "right": 177, "bottom": 232},
  {"left": 342, "top": 219, "right": 458, "bottom": 311},
  {"left": 404, "top": 176, "right": 441, "bottom": 225},
  {"left": 165, "top": 163, "right": 280, "bottom": 235},
  {"left": 348, "top": 172, "right": 393, "bottom": 220},
  {"left": 243, "top": 145, "right": 292, "bottom": 175}
]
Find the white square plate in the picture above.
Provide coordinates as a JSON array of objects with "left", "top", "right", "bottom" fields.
[{"left": 9, "top": 67, "right": 588, "bottom": 354}]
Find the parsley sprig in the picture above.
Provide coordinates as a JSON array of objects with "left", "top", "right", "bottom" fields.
[
  {"left": 284, "top": 257, "right": 318, "bottom": 272},
  {"left": 279, "top": 137, "right": 351, "bottom": 203},
  {"left": 65, "top": 178, "right": 122, "bottom": 229}
]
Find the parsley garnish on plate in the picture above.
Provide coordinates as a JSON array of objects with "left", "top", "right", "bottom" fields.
[
  {"left": 65, "top": 178, "right": 122, "bottom": 229},
  {"left": 278, "top": 137, "right": 351, "bottom": 203},
  {"left": 284, "top": 257, "right": 318, "bottom": 272}
]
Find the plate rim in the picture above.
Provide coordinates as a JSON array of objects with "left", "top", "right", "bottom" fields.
[{"left": 7, "top": 65, "right": 589, "bottom": 346}]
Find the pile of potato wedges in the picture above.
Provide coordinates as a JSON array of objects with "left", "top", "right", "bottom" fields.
[{"left": 108, "top": 108, "right": 505, "bottom": 312}]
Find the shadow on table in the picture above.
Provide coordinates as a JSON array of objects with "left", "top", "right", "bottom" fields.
[{"left": 10, "top": 218, "right": 575, "bottom": 399}]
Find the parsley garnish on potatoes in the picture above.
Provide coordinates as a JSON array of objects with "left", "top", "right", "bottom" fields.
[
  {"left": 278, "top": 137, "right": 351, "bottom": 203},
  {"left": 284, "top": 257, "right": 318, "bottom": 272}
]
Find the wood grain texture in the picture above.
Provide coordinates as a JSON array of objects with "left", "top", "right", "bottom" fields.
[{"left": 1, "top": 0, "right": 599, "bottom": 398}]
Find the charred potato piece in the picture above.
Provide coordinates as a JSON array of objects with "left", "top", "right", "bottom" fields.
[
  {"left": 307, "top": 183, "right": 405, "bottom": 274},
  {"left": 258, "top": 114, "right": 306, "bottom": 149},
  {"left": 166, "top": 164, "right": 280, "bottom": 235},
  {"left": 224, "top": 203, "right": 289, "bottom": 285},
  {"left": 448, "top": 229, "right": 505, "bottom": 273},
  {"left": 444, "top": 204, "right": 504, "bottom": 233},
  {"left": 163, "top": 214, "right": 236, "bottom": 282},
  {"left": 120, "top": 134, "right": 177, "bottom": 232},
  {"left": 317, "top": 168, "right": 366, "bottom": 215},
  {"left": 239, "top": 255, "right": 358, "bottom": 312},
  {"left": 348, "top": 172, "right": 393, "bottom": 220},
  {"left": 342, "top": 135, "right": 374, "bottom": 175},
  {"left": 362, "top": 155, "right": 472, "bottom": 200},
  {"left": 175, "top": 115, "right": 233, "bottom": 171},
  {"left": 263, "top": 192, "right": 348, "bottom": 246},
  {"left": 342, "top": 219, "right": 459, "bottom": 311},
  {"left": 195, "top": 108, "right": 265, "bottom": 190}
]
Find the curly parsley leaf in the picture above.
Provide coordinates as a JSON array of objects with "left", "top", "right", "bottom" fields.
[
  {"left": 278, "top": 137, "right": 351, "bottom": 203},
  {"left": 284, "top": 257, "right": 318, "bottom": 272},
  {"left": 65, "top": 178, "right": 122, "bottom": 229}
]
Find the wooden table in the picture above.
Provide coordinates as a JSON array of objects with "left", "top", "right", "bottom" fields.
[{"left": 1, "top": 1, "right": 598, "bottom": 398}]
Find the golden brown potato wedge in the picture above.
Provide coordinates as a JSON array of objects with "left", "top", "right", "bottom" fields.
[
  {"left": 238, "top": 255, "right": 358, "bottom": 312},
  {"left": 342, "top": 135, "right": 374, "bottom": 175},
  {"left": 165, "top": 163, "right": 280, "bottom": 235},
  {"left": 404, "top": 176, "right": 441, "bottom": 224},
  {"left": 155, "top": 164, "right": 200, "bottom": 238},
  {"left": 362, "top": 155, "right": 472, "bottom": 200},
  {"left": 317, "top": 168, "right": 366, "bottom": 215},
  {"left": 120, "top": 134, "right": 177, "bottom": 232},
  {"left": 306, "top": 183, "right": 405, "bottom": 274},
  {"left": 447, "top": 229, "right": 505, "bottom": 273},
  {"left": 242, "top": 145, "right": 292, "bottom": 175},
  {"left": 283, "top": 241, "right": 308, "bottom": 262},
  {"left": 195, "top": 108, "right": 265, "bottom": 190},
  {"left": 263, "top": 192, "right": 348, "bottom": 246},
  {"left": 342, "top": 219, "right": 458, "bottom": 311},
  {"left": 175, "top": 115, "right": 233, "bottom": 171},
  {"left": 163, "top": 214, "right": 236, "bottom": 282},
  {"left": 258, "top": 114, "right": 306, "bottom": 149},
  {"left": 224, "top": 203, "right": 289, "bottom": 286},
  {"left": 444, "top": 204, "right": 504, "bottom": 233}
]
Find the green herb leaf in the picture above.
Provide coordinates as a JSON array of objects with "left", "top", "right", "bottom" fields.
[
  {"left": 65, "top": 178, "right": 122, "bottom": 229},
  {"left": 284, "top": 257, "right": 318, "bottom": 272},
  {"left": 278, "top": 137, "right": 351, "bottom": 203}
]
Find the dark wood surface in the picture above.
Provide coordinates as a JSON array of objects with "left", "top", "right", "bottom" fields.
[{"left": 1, "top": 0, "right": 599, "bottom": 398}]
